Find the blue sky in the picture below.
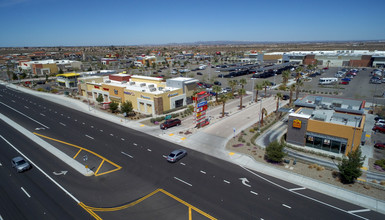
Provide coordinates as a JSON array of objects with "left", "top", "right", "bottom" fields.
[{"left": 0, "top": 0, "right": 384, "bottom": 46}]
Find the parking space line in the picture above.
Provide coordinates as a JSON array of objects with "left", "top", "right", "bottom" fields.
[
  {"left": 200, "top": 170, "right": 206, "bottom": 174},
  {"left": 282, "top": 204, "right": 291, "bottom": 209},
  {"left": 223, "top": 180, "right": 230, "bottom": 184},
  {"left": 21, "top": 187, "right": 31, "bottom": 198},
  {"left": 250, "top": 191, "right": 258, "bottom": 196},
  {"left": 289, "top": 187, "right": 306, "bottom": 191},
  {"left": 348, "top": 209, "right": 371, "bottom": 214}
]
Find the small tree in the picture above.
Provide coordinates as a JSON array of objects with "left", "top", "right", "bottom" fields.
[
  {"left": 338, "top": 149, "right": 365, "bottom": 184},
  {"left": 265, "top": 140, "right": 285, "bottom": 163},
  {"left": 109, "top": 102, "right": 119, "bottom": 113},
  {"left": 96, "top": 94, "right": 104, "bottom": 104},
  {"left": 121, "top": 101, "right": 133, "bottom": 116}
]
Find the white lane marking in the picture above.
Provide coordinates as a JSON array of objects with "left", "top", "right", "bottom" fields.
[
  {"left": 91, "top": 126, "right": 94, "bottom": 128},
  {"left": 11, "top": 100, "right": 15, "bottom": 102},
  {"left": 162, "top": 155, "right": 167, "bottom": 158},
  {"left": 348, "top": 209, "right": 371, "bottom": 214},
  {"left": 21, "top": 187, "right": 31, "bottom": 198},
  {"left": 133, "top": 143, "right": 137, "bottom": 146},
  {"left": 200, "top": 170, "right": 206, "bottom": 174},
  {"left": 100, "top": 130, "right": 103, "bottom": 132},
  {"left": 24, "top": 106, "right": 29, "bottom": 109},
  {"left": 180, "top": 162, "right": 186, "bottom": 166},
  {"left": 289, "top": 187, "right": 306, "bottom": 191},
  {"left": 67, "top": 116, "right": 70, "bottom": 119},
  {"left": 223, "top": 180, "right": 230, "bottom": 184},
  {"left": 282, "top": 204, "right": 291, "bottom": 209},
  {"left": 0, "top": 102, "right": 49, "bottom": 128},
  {"left": 75, "top": 119, "right": 77, "bottom": 122},
  {"left": 250, "top": 191, "right": 258, "bottom": 196},
  {"left": 0, "top": 162, "right": 2, "bottom": 166},
  {"left": 147, "top": 149, "right": 152, "bottom": 152},
  {"left": 82, "top": 122, "right": 85, "bottom": 125},
  {"left": 121, "top": 151, "right": 133, "bottom": 158},
  {"left": 239, "top": 177, "right": 251, "bottom": 187},
  {"left": 55, "top": 111, "right": 57, "bottom": 113},
  {"left": 0, "top": 135, "right": 81, "bottom": 203},
  {"left": 240, "top": 166, "right": 369, "bottom": 220},
  {"left": 85, "top": 135, "right": 94, "bottom": 140},
  {"left": 59, "top": 122, "right": 66, "bottom": 126},
  {"left": 174, "top": 177, "right": 192, "bottom": 186},
  {"left": 40, "top": 113, "right": 46, "bottom": 116},
  {"left": 121, "top": 138, "right": 125, "bottom": 141},
  {"left": 110, "top": 134, "right": 114, "bottom": 136},
  {"left": 61, "top": 114, "right": 63, "bottom": 116}
]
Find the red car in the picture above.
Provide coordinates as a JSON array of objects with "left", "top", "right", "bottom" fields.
[
  {"left": 339, "top": 81, "right": 349, "bottom": 85},
  {"left": 374, "top": 143, "right": 385, "bottom": 149},
  {"left": 372, "top": 125, "right": 385, "bottom": 133}
]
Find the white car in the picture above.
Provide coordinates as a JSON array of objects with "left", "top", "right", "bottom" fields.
[{"left": 376, "top": 119, "right": 385, "bottom": 126}]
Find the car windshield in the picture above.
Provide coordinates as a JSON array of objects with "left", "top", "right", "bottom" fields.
[
  {"left": 169, "top": 153, "right": 175, "bottom": 157},
  {"left": 16, "top": 160, "right": 26, "bottom": 166}
]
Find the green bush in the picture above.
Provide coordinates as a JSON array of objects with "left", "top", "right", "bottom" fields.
[
  {"left": 338, "top": 149, "right": 365, "bottom": 184},
  {"left": 265, "top": 140, "right": 285, "bottom": 163},
  {"left": 37, "top": 88, "right": 45, "bottom": 92},
  {"left": 374, "top": 159, "right": 385, "bottom": 170}
]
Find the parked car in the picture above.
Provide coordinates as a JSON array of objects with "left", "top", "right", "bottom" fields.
[
  {"left": 282, "top": 94, "right": 290, "bottom": 100},
  {"left": 11, "top": 156, "right": 31, "bottom": 173},
  {"left": 374, "top": 143, "right": 385, "bottom": 149},
  {"left": 214, "top": 81, "right": 221, "bottom": 86},
  {"left": 160, "top": 119, "right": 181, "bottom": 130},
  {"left": 339, "top": 81, "right": 349, "bottom": 85},
  {"left": 197, "top": 72, "right": 203, "bottom": 75},
  {"left": 167, "top": 149, "right": 187, "bottom": 163},
  {"left": 375, "top": 116, "right": 384, "bottom": 121},
  {"left": 375, "top": 119, "right": 385, "bottom": 126},
  {"left": 372, "top": 125, "right": 385, "bottom": 133}
]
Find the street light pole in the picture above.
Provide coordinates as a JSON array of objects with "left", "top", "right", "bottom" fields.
[{"left": 251, "top": 78, "right": 255, "bottom": 103}]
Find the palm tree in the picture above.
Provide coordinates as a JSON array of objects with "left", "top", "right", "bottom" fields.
[
  {"left": 228, "top": 79, "right": 238, "bottom": 97},
  {"left": 282, "top": 70, "right": 290, "bottom": 86},
  {"left": 238, "top": 88, "right": 246, "bottom": 110},
  {"left": 295, "top": 66, "right": 303, "bottom": 81},
  {"left": 295, "top": 79, "right": 304, "bottom": 100},
  {"left": 239, "top": 78, "right": 247, "bottom": 90},
  {"left": 260, "top": 108, "right": 268, "bottom": 127},
  {"left": 261, "top": 80, "right": 270, "bottom": 97},
  {"left": 219, "top": 93, "right": 229, "bottom": 117},
  {"left": 254, "top": 83, "right": 263, "bottom": 102},
  {"left": 275, "top": 92, "right": 283, "bottom": 113},
  {"left": 212, "top": 85, "right": 222, "bottom": 103},
  {"left": 289, "top": 84, "right": 296, "bottom": 105}
]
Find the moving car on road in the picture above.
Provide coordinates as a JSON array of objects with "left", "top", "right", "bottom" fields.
[
  {"left": 167, "top": 149, "right": 187, "bottom": 163},
  {"left": 372, "top": 125, "right": 385, "bottom": 133},
  {"left": 374, "top": 143, "right": 385, "bottom": 149},
  {"left": 11, "top": 156, "right": 31, "bottom": 172}
]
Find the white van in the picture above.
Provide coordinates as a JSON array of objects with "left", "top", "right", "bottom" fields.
[
  {"left": 319, "top": 77, "right": 338, "bottom": 85},
  {"left": 134, "top": 61, "right": 143, "bottom": 67},
  {"left": 198, "top": 65, "right": 207, "bottom": 70}
]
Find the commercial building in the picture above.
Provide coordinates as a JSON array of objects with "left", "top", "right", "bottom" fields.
[
  {"left": 18, "top": 59, "right": 82, "bottom": 75},
  {"left": 56, "top": 73, "right": 81, "bottom": 88},
  {"left": 77, "top": 74, "right": 198, "bottom": 116},
  {"left": 287, "top": 95, "right": 365, "bottom": 156}
]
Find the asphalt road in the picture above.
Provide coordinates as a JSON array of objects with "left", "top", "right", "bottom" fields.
[
  {"left": 1, "top": 83, "right": 385, "bottom": 219},
  {"left": 0, "top": 121, "right": 91, "bottom": 220}
]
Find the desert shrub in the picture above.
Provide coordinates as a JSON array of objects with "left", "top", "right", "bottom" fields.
[
  {"left": 265, "top": 140, "right": 285, "bottom": 163},
  {"left": 374, "top": 159, "right": 385, "bottom": 170}
]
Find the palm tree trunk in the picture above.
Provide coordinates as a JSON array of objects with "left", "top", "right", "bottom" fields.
[
  {"left": 255, "top": 90, "right": 259, "bottom": 102},
  {"left": 240, "top": 95, "right": 243, "bottom": 110},
  {"left": 276, "top": 100, "right": 279, "bottom": 112},
  {"left": 222, "top": 102, "right": 225, "bottom": 117},
  {"left": 261, "top": 114, "right": 264, "bottom": 126}
]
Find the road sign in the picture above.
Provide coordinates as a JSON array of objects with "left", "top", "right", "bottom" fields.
[{"left": 165, "top": 115, "right": 172, "bottom": 120}]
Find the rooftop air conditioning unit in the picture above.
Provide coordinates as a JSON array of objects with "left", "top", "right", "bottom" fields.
[
  {"left": 129, "top": 81, "right": 135, "bottom": 85},
  {"left": 148, "top": 84, "right": 154, "bottom": 88},
  {"left": 105, "top": 80, "right": 111, "bottom": 83},
  {"left": 142, "top": 90, "right": 146, "bottom": 92},
  {"left": 158, "top": 87, "right": 163, "bottom": 91},
  {"left": 150, "top": 88, "right": 156, "bottom": 92},
  {"left": 121, "top": 81, "right": 127, "bottom": 84},
  {"left": 140, "top": 83, "right": 146, "bottom": 87}
]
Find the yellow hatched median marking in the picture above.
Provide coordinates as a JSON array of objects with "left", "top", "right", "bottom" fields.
[
  {"left": 82, "top": 188, "right": 217, "bottom": 219},
  {"left": 33, "top": 133, "right": 122, "bottom": 176},
  {"left": 229, "top": 152, "right": 235, "bottom": 156},
  {"left": 169, "top": 133, "right": 174, "bottom": 136},
  {"left": 181, "top": 137, "right": 186, "bottom": 141},
  {"left": 140, "top": 124, "right": 145, "bottom": 127}
]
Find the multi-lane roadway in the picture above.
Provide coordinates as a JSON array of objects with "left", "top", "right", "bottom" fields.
[{"left": 1, "top": 83, "right": 384, "bottom": 219}]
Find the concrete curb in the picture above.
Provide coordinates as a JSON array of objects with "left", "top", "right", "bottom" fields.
[{"left": 0, "top": 113, "right": 94, "bottom": 176}]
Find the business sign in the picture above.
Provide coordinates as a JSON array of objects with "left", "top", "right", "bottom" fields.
[
  {"left": 196, "top": 111, "right": 206, "bottom": 118},
  {"left": 197, "top": 101, "right": 207, "bottom": 108},
  {"left": 197, "top": 93, "right": 209, "bottom": 100},
  {"left": 196, "top": 105, "right": 208, "bottom": 113},
  {"left": 293, "top": 119, "right": 301, "bottom": 128},
  {"left": 168, "top": 93, "right": 178, "bottom": 97},
  {"left": 140, "top": 95, "right": 151, "bottom": 99},
  {"left": 124, "top": 91, "right": 135, "bottom": 96}
]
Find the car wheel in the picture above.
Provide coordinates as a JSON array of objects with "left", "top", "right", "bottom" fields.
[{"left": 165, "top": 127, "right": 168, "bottom": 130}]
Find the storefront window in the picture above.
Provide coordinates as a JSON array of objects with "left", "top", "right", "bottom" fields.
[
  {"left": 305, "top": 134, "right": 346, "bottom": 155},
  {"left": 313, "top": 137, "right": 322, "bottom": 149}
]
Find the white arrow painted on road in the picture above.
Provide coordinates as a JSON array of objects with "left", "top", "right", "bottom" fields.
[
  {"left": 35, "top": 127, "right": 46, "bottom": 130},
  {"left": 239, "top": 177, "right": 251, "bottom": 187},
  {"left": 53, "top": 171, "right": 68, "bottom": 175}
]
